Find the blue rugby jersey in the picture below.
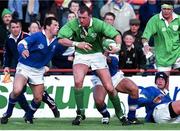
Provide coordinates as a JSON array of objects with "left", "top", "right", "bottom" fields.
[
  {"left": 18, "top": 31, "right": 59, "bottom": 69},
  {"left": 137, "top": 86, "right": 172, "bottom": 122}
]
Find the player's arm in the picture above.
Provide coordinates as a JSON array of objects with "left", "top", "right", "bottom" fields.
[
  {"left": 102, "top": 22, "right": 121, "bottom": 53},
  {"left": 18, "top": 39, "right": 29, "bottom": 59},
  {"left": 58, "top": 24, "right": 92, "bottom": 51},
  {"left": 142, "top": 16, "right": 157, "bottom": 54}
]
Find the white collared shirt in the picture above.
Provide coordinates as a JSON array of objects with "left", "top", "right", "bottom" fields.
[
  {"left": 159, "top": 12, "right": 178, "bottom": 27},
  {"left": 9, "top": 32, "right": 21, "bottom": 43}
]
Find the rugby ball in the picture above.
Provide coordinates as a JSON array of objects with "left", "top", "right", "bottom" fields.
[{"left": 102, "top": 39, "right": 116, "bottom": 50}]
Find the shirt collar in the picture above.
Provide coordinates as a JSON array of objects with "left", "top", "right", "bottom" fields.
[
  {"left": 42, "top": 29, "right": 56, "bottom": 46},
  {"left": 9, "top": 32, "right": 21, "bottom": 43},
  {"left": 159, "top": 11, "right": 178, "bottom": 20},
  {"left": 79, "top": 18, "right": 93, "bottom": 28}
]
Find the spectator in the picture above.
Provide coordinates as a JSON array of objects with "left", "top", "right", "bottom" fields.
[
  {"left": 25, "top": 0, "right": 39, "bottom": 24},
  {"left": 8, "top": 0, "right": 23, "bottom": 20},
  {"left": 103, "top": 12, "right": 122, "bottom": 36},
  {"left": 0, "top": 8, "right": 12, "bottom": 67},
  {"left": 28, "top": 21, "right": 41, "bottom": 35},
  {"left": 51, "top": 0, "right": 66, "bottom": 26},
  {"left": 119, "top": 33, "right": 146, "bottom": 75},
  {"left": 139, "top": 0, "right": 161, "bottom": 32},
  {"left": 67, "top": 11, "right": 76, "bottom": 21},
  {"left": 100, "top": 0, "right": 136, "bottom": 34},
  {"left": 62, "top": 0, "right": 80, "bottom": 25},
  {"left": 80, "top": 0, "right": 103, "bottom": 19},
  {"left": 0, "top": 0, "right": 8, "bottom": 24},
  {"left": 3, "top": 19, "right": 29, "bottom": 69},
  {"left": 123, "top": 18, "right": 143, "bottom": 48},
  {"left": 39, "top": 0, "right": 54, "bottom": 26}
]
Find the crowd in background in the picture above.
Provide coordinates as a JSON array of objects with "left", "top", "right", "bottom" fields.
[{"left": 0, "top": 0, "right": 179, "bottom": 75}]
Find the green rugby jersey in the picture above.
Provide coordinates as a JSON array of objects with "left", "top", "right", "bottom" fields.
[
  {"left": 142, "top": 13, "right": 180, "bottom": 67},
  {"left": 58, "top": 18, "right": 119, "bottom": 54}
]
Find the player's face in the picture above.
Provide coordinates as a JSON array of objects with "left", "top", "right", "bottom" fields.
[
  {"left": 50, "top": 20, "right": 59, "bottom": 36},
  {"left": 2, "top": 14, "right": 12, "bottom": 25},
  {"left": 78, "top": 11, "right": 91, "bottom": 27},
  {"left": 104, "top": 15, "right": 114, "bottom": 25},
  {"left": 156, "top": 77, "right": 166, "bottom": 90},
  {"left": 10, "top": 22, "right": 21, "bottom": 37},
  {"left": 162, "top": 8, "right": 173, "bottom": 20}
]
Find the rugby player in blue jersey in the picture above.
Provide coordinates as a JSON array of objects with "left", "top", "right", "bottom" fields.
[
  {"left": 2, "top": 17, "right": 60, "bottom": 124},
  {"left": 128, "top": 72, "right": 180, "bottom": 123},
  {"left": 91, "top": 54, "right": 142, "bottom": 125},
  {"left": 1, "top": 20, "right": 60, "bottom": 124}
]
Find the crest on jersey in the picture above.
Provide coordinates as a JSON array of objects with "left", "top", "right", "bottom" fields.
[
  {"left": 172, "top": 25, "right": 178, "bottom": 31},
  {"left": 38, "top": 43, "right": 44, "bottom": 49}
]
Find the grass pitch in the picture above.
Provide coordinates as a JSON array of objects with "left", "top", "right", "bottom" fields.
[{"left": 0, "top": 117, "right": 180, "bottom": 130}]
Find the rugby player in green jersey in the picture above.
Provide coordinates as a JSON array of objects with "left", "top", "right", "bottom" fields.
[
  {"left": 58, "top": 6, "right": 130, "bottom": 126},
  {"left": 142, "top": 0, "right": 180, "bottom": 90}
]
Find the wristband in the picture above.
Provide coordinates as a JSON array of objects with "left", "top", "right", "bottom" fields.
[{"left": 72, "top": 42, "right": 79, "bottom": 47}]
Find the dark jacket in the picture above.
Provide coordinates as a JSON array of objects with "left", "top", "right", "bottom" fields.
[
  {"left": 119, "top": 43, "right": 146, "bottom": 70},
  {"left": 3, "top": 32, "right": 29, "bottom": 68},
  {"left": 139, "top": 1, "right": 161, "bottom": 32}
]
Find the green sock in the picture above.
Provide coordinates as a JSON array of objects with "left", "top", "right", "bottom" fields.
[
  {"left": 109, "top": 94, "right": 124, "bottom": 120},
  {"left": 74, "top": 88, "right": 85, "bottom": 115}
]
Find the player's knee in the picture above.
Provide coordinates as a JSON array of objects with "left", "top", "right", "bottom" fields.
[
  {"left": 12, "top": 87, "right": 23, "bottom": 98},
  {"left": 106, "top": 88, "right": 115, "bottom": 95},
  {"left": 34, "top": 95, "right": 42, "bottom": 103},
  {"left": 74, "top": 79, "right": 83, "bottom": 88},
  {"left": 130, "top": 86, "right": 139, "bottom": 98}
]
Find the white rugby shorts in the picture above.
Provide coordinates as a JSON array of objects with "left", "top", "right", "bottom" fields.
[
  {"left": 91, "top": 71, "right": 124, "bottom": 88},
  {"left": 153, "top": 102, "right": 180, "bottom": 123},
  {"left": 16, "top": 63, "right": 45, "bottom": 85},
  {"left": 73, "top": 52, "right": 108, "bottom": 70}
]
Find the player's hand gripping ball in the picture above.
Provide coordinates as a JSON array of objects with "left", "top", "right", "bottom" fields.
[{"left": 102, "top": 39, "right": 117, "bottom": 51}]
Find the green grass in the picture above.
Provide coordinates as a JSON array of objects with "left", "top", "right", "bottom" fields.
[{"left": 0, "top": 118, "right": 180, "bottom": 130}]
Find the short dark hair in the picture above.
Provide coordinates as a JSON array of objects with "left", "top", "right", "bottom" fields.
[
  {"left": 104, "top": 12, "right": 116, "bottom": 20},
  {"left": 29, "top": 20, "right": 41, "bottom": 28},
  {"left": 68, "top": 0, "right": 80, "bottom": 9},
  {"left": 160, "top": 0, "right": 174, "bottom": 6},
  {"left": 9, "top": 19, "right": 21, "bottom": 27},
  {"left": 44, "top": 17, "right": 58, "bottom": 29},
  {"left": 79, "top": 5, "right": 91, "bottom": 16}
]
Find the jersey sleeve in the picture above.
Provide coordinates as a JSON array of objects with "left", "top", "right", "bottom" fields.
[
  {"left": 142, "top": 15, "right": 158, "bottom": 40},
  {"left": 101, "top": 21, "right": 120, "bottom": 39},
  {"left": 58, "top": 23, "right": 73, "bottom": 39}
]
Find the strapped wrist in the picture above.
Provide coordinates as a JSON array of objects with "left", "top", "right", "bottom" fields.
[{"left": 72, "top": 41, "right": 79, "bottom": 47}]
